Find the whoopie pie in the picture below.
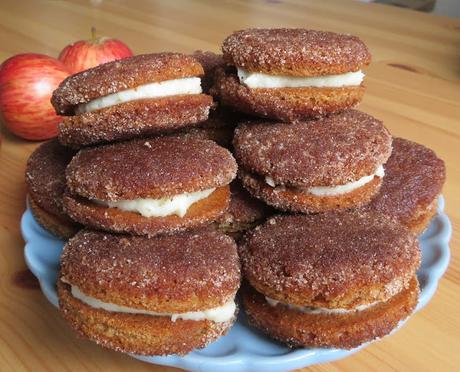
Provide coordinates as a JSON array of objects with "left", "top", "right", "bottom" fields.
[
  {"left": 213, "top": 28, "right": 371, "bottom": 121},
  {"left": 233, "top": 110, "right": 392, "bottom": 213},
  {"left": 239, "top": 212, "right": 420, "bottom": 349},
  {"left": 52, "top": 53, "right": 213, "bottom": 147},
  {"left": 58, "top": 228, "right": 240, "bottom": 355},
  {"left": 63, "top": 136, "right": 237, "bottom": 236}
]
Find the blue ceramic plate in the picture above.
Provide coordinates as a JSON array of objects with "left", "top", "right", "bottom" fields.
[{"left": 22, "top": 197, "right": 451, "bottom": 372}]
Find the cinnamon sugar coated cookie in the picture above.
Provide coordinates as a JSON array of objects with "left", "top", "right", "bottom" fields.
[
  {"left": 58, "top": 229, "right": 240, "bottom": 355},
  {"left": 191, "top": 50, "right": 225, "bottom": 93},
  {"left": 175, "top": 106, "right": 244, "bottom": 148},
  {"left": 364, "top": 137, "right": 445, "bottom": 234},
  {"left": 239, "top": 212, "right": 420, "bottom": 349},
  {"left": 25, "top": 139, "right": 80, "bottom": 239},
  {"left": 64, "top": 136, "right": 237, "bottom": 236},
  {"left": 234, "top": 110, "right": 392, "bottom": 213},
  {"left": 213, "top": 28, "right": 371, "bottom": 121},
  {"left": 216, "top": 181, "right": 273, "bottom": 240},
  {"left": 52, "top": 53, "right": 213, "bottom": 147}
]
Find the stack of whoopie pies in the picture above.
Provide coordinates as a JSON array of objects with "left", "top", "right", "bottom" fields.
[
  {"left": 24, "top": 28, "right": 446, "bottom": 359},
  {"left": 25, "top": 52, "right": 253, "bottom": 356},
  {"left": 213, "top": 27, "right": 445, "bottom": 350}
]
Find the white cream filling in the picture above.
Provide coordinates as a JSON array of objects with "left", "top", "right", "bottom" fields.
[
  {"left": 265, "top": 165, "right": 384, "bottom": 197},
  {"left": 237, "top": 68, "right": 364, "bottom": 89},
  {"left": 102, "top": 188, "right": 215, "bottom": 218},
  {"left": 71, "top": 285, "right": 235, "bottom": 323},
  {"left": 265, "top": 296, "right": 378, "bottom": 314},
  {"left": 76, "top": 77, "right": 202, "bottom": 114}
]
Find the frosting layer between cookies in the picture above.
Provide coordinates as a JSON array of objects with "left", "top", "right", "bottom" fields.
[
  {"left": 237, "top": 68, "right": 364, "bottom": 88},
  {"left": 265, "top": 296, "right": 379, "bottom": 314},
  {"left": 76, "top": 77, "right": 202, "bottom": 114},
  {"left": 99, "top": 188, "right": 216, "bottom": 217},
  {"left": 71, "top": 284, "right": 236, "bottom": 322},
  {"left": 265, "top": 165, "right": 384, "bottom": 196}
]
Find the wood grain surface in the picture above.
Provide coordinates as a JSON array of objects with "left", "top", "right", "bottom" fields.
[{"left": 0, "top": 0, "right": 459, "bottom": 371}]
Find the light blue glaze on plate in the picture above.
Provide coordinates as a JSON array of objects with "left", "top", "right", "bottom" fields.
[{"left": 22, "top": 197, "right": 451, "bottom": 372}]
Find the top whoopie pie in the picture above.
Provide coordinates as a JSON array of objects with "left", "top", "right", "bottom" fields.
[
  {"left": 63, "top": 136, "right": 237, "bottom": 236},
  {"left": 213, "top": 28, "right": 371, "bottom": 121},
  {"left": 364, "top": 137, "right": 446, "bottom": 234},
  {"left": 234, "top": 110, "right": 392, "bottom": 213},
  {"left": 52, "top": 53, "right": 213, "bottom": 147},
  {"left": 25, "top": 139, "right": 80, "bottom": 239}
]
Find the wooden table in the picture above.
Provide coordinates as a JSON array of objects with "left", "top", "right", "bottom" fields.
[{"left": 1, "top": 0, "right": 459, "bottom": 371}]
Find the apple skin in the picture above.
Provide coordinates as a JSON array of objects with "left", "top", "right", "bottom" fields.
[
  {"left": 0, "top": 53, "right": 70, "bottom": 140},
  {"left": 59, "top": 37, "right": 133, "bottom": 74}
]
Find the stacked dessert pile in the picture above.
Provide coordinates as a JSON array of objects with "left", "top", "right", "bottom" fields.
[
  {"left": 213, "top": 28, "right": 446, "bottom": 349},
  {"left": 24, "top": 28, "right": 445, "bottom": 356},
  {"left": 25, "top": 52, "right": 266, "bottom": 355}
]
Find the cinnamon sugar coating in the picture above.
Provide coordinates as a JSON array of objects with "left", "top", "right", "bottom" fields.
[
  {"left": 212, "top": 68, "right": 364, "bottom": 121},
  {"left": 239, "top": 212, "right": 420, "bottom": 309},
  {"left": 364, "top": 138, "right": 445, "bottom": 234},
  {"left": 58, "top": 280, "right": 235, "bottom": 356},
  {"left": 233, "top": 110, "right": 392, "bottom": 187},
  {"left": 240, "top": 169, "right": 382, "bottom": 213},
  {"left": 29, "top": 197, "right": 80, "bottom": 239},
  {"left": 58, "top": 95, "right": 212, "bottom": 148},
  {"left": 241, "top": 277, "right": 418, "bottom": 349},
  {"left": 66, "top": 136, "right": 237, "bottom": 201},
  {"left": 63, "top": 186, "right": 230, "bottom": 237},
  {"left": 59, "top": 228, "right": 240, "bottom": 313},
  {"left": 217, "top": 181, "right": 273, "bottom": 236},
  {"left": 52, "top": 53, "right": 204, "bottom": 115},
  {"left": 222, "top": 28, "right": 371, "bottom": 76},
  {"left": 191, "top": 50, "right": 225, "bottom": 93},
  {"left": 25, "top": 139, "right": 76, "bottom": 219},
  {"left": 175, "top": 106, "right": 242, "bottom": 148}
]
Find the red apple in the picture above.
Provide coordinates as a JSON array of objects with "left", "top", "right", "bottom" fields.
[
  {"left": 59, "top": 28, "right": 133, "bottom": 74},
  {"left": 0, "top": 53, "right": 69, "bottom": 140}
]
